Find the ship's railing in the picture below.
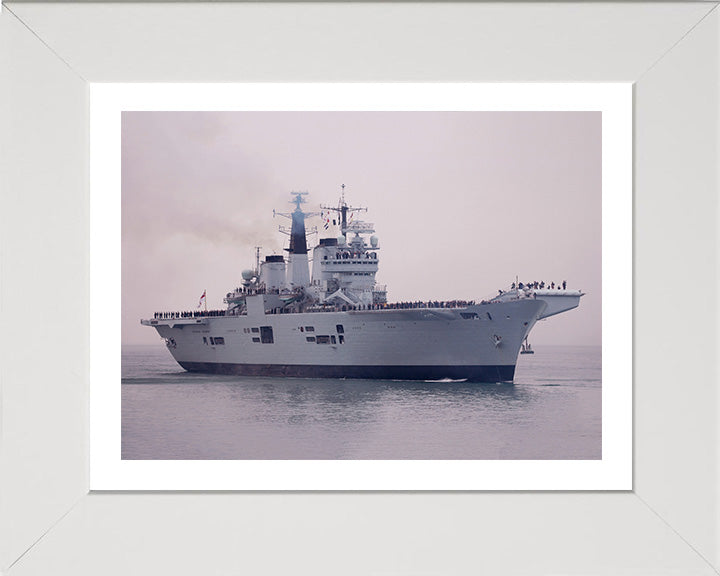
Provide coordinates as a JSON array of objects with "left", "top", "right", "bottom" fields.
[
  {"left": 321, "top": 259, "right": 378, "bottom": 266},
  {"left": 487, "top": 281, "right": 577, "bottom": 303},
  {"left": 378, "top": 300, "right": 477, "bottom": 310},
  {"left": 266, "top": 300, "right": 481, "bottom": 313},
  {"left": 152, "top": 299, "right": 508, "bottom": 320},
  {"left": 344, "top": 222, "right": 374, "bottom": 233},
  {"left": 152, "top": 310, "right": 227, "bottom": 320},
  {"left": 321, "top": 252, "right": 378, "bottom": 262}
]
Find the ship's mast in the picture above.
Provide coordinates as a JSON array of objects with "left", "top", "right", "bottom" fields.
[
  {"left": 321, "top": 184, "right": 367, "bottom": 240},
  {"left": 274, "top": 192, "right": 318, "bottom": 289}
]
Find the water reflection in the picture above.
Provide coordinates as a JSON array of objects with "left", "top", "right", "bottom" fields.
[
  {"left": 122, "top": 345, "right": 601, "bottom": 460},
  {"left": 208, "top": 377, "right": 534, "bottom": 426}
]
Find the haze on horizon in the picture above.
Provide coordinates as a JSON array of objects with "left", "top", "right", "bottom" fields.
[{"left": 122, "top": 111, "right": 601, "bottom": 346}]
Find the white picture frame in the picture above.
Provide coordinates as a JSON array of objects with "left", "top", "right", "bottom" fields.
[{"left": 2, "top": 2, "right": 718, "bottom": 574}]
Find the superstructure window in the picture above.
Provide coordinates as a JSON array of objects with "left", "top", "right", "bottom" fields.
[
  {"left": 338, "top": 335, "right": 345, "bottom": 344},
  {"left": 460, "top": 312, "right": 479, "bottom": 319},
  {"left": 260, "top": 326, "right": 274, "bottom": 343},
  {"left": 331, "top": 335, "right": 336, "bottom": 344},
  {"left": 304, "top": 326, "right": 315, "bottom": 332},
  {"left": 316, "top": 335, "right": 331, "bottom": 344},
  {"left": 203, "top": 337, "right": 208, "bottom": 345},
  {"left": 306, "top": 336, "right": 316, "bottom": 342},
  {"left": 213, "top": 337, "right": 225, "bottom": 345},
  {"left": 251, "top": 327, "right": 259, "bottom": 333},
  {"left": 252, "top": 337, "right": 260, "bottom": 343},
  {"left": 336, "top": 324, "right": 344, "bottom": 333}
]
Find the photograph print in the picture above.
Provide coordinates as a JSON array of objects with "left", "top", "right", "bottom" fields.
[{"left": 122, "top": 109, "right": 601, "bottom": 461}]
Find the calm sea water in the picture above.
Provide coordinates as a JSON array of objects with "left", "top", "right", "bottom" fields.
[{"left": 122, "top": 344, "right": 601, "bottom": 460}]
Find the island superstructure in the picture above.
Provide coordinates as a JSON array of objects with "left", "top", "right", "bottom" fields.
[{"left": 142, "top": 189, "right": 583, "bottom": 382}]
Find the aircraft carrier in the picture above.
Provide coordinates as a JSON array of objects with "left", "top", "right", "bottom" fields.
[{"left": 141, "top": 188, "right": 583, "bottom": 382}]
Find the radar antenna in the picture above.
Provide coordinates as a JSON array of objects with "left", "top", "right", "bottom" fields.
[
  {"left": 275, "top": 191, "right": 319, "bottom": 220},
  {"left": 290, "top": 191, "right": 308, "bottom": 210}
]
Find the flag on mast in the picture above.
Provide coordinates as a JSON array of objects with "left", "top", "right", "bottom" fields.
[{"left": 198, "top": 290, "right": 206, "bottom": 309}]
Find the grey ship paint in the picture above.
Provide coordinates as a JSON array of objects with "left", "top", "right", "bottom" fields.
[{"left": 142, "top": 190, "right": 583, "bottom": 382}]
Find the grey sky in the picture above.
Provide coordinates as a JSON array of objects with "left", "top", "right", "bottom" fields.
[{"left": 122, "top": 111, "right": 601, "bottom": 346}]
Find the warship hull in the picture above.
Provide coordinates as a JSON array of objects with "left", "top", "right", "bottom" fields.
[{"left": 145, "top": 298, "right": 546, "bottom": 383}]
